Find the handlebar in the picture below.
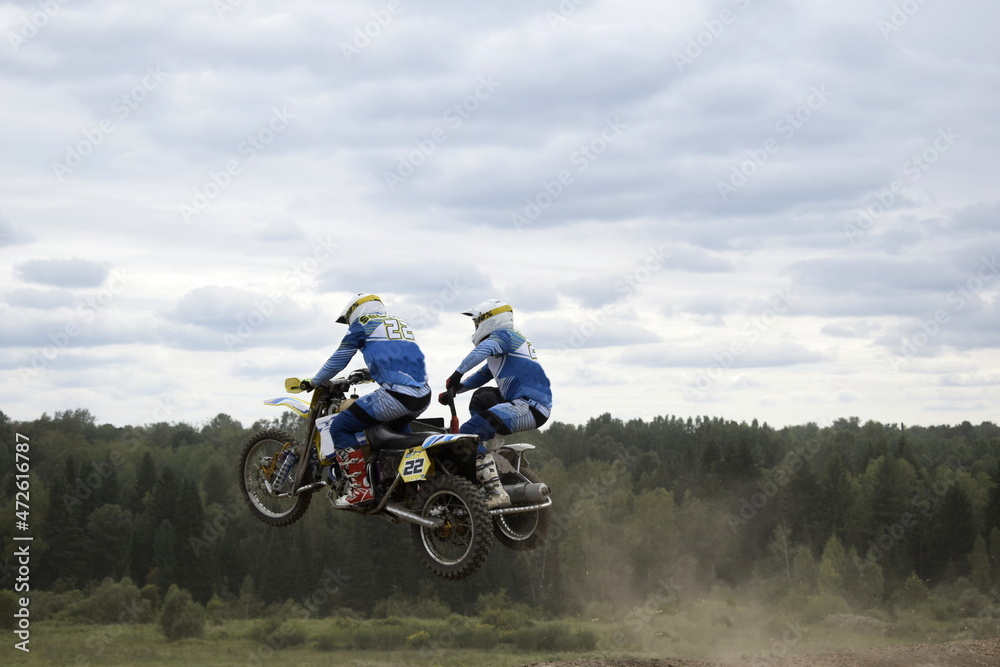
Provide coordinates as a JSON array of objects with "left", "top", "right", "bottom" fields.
[
  {"left": 442, "top": 388, "right": 460, "bottom": 434},
  {"left": 285, "top": 368, "right": 373, "bottom": 394}
]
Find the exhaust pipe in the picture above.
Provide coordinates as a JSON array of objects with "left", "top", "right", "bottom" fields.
[
  {"left": 383, "top": 503, "right": 443, "bottom": 529},
  {"left": 504, "top": 482, "right": 550, "bottom": 504}
]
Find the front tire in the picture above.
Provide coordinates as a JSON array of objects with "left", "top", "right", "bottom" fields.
[
  {"left": 493, "top": 464, "right": 552, "bottom": 551},
  {"left": 238, "top": 429, "right": 312, "bottom": 527},
  {"left": 410, "top": 475, "right": 492, "bottom": 580}
]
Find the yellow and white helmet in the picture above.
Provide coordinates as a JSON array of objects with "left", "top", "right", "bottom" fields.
[
  {"left": 462, "top": 299, "right": 514, "bottom": 344},
  {"left": 337, "top": 293, "right": 385, "bottom": 325}
]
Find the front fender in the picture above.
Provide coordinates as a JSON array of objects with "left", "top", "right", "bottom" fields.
[{"left": 263, "top": 397, "right": 311, "bottom": 418}]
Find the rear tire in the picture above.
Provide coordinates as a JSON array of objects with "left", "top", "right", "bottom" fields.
[
  {"left": 238, "top": 429, "right": 312, "bottom": 527},
  {"left": 493, "top": 464, "right": 552, "bottom": 551},
  {"left": 411, "top": 475, "right": 492, "bottom": 580}
]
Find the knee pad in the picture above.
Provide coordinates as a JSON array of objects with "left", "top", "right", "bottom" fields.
[{"left": 469, "top": 387, "right": 504, "bottom": 415}]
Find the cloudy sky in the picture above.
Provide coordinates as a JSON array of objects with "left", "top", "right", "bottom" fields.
[{"left": 1, "top": 0, "right": 997, "bottom": 431}]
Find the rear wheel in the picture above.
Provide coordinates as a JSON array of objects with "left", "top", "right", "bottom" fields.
[
  {"left": 411, "top": 475, "right": 492, "bottom": 580},
  {"left": 493, "top": 464, "right": 552, "bottom": 551},
  {"left": 238, "top": 429, "right": 312, "bottom": 527}
]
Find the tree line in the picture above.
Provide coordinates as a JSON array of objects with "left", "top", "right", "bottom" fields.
[{"left": 2, "top": 408, "right": 999, "bottom": 620}]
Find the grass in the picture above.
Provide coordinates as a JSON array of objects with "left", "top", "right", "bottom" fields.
[
  {"left": 20, "top": 618, "right": 597, "bottom": 667},
  {"left": 16, "top": 601, "right": 1000, "bottom": 667}
]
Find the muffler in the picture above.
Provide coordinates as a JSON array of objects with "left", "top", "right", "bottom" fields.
[
  {"left": 383, "top": 503, "right": 443, "bottom": 529},
  {"left": 503, "top": 482, "right": 550, "bottom": 504}
]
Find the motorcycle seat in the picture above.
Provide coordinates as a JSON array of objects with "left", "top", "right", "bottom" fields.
[{"left": 367, "top": 424, "right": 429, "bottom": 450}]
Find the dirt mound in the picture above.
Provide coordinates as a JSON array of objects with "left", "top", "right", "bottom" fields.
[{"left": 522, "top": 637, "right": 1000, "bottom": 666}]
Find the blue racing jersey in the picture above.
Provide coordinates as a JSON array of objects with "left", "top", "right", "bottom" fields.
[
  {"left": 457, "top": 328, "right": 552, "bottom": 409},
  {"left": 314, "top": 314, "right": 428, "bottom": 392}
]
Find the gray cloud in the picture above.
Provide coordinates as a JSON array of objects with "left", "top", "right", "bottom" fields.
[
  {"left": 5, "top": 288, "right": 76, "bottom": 309},
  {"left": 14, "top": 258, "right": 109, "bottom": 288},
  {"left": 0, "top": 216, "right": 35, "bottom": 247}
]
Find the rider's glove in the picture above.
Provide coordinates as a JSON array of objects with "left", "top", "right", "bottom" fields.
[
  {"left": 300, "top": 378, "right": 317, "bottom": 392},
  {"left": 445, "top": 371, "right": 464, "bottom": 393},
  {"left": 439, "top": 371, "right": 464, "bottom": 405}
]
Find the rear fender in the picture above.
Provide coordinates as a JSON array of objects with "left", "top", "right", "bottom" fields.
[{"left": 421, "top": 433, "right": 479, "bottom": 450}]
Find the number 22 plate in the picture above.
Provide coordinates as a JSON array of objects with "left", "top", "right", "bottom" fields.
[{"left": 399, "top": 449, "right": 433, "bottom": 482}]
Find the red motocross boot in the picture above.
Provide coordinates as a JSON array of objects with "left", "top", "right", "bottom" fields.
[{"left": 332, "top": 448, "right": 374, "bottom": 509}]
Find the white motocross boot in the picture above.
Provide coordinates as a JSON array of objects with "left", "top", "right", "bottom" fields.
[{"left": 475, "top": 452, "right": 510, "bottom": 509}]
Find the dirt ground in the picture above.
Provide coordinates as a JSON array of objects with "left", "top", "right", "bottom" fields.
[{"left": 522, "top": 637, "right": 1000, "bottom": 666}]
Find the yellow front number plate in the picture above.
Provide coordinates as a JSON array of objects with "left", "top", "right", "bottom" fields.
[{"left": 399, "top": 448, "right": 432, "bottom": 482}]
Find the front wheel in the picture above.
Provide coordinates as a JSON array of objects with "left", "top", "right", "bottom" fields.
[
  {"left": 493, "top": 464, "right": 552, "bottom": 551},
  {"left": 238, "top": 429, "right": 312, "bottom": 527},
  {"left": 410, "top": 475, "right": 492, "bottom": 580}
]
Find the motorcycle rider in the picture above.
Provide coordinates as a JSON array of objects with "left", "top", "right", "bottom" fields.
[
  {"left": 439, "top": 299, "right": 552, "bottom": 509},
  {"left": 304, "top": 293, "right": 430, "bottom": 508}
]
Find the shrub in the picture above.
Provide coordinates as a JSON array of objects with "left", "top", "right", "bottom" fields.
[
  {"left": 206, "top": 595, "right": 229, "bottom": 625},
  {"left": 30, "top": 589, "right": 85, "bottom": 621},
  {"left": 451, "top": 622, "right": 500, "bottom": 650},
  {"left": 251, "top": 616, "right": 307, "bottom": 650},
  {"left": 800, "top": 591, "right": 851, "bottom": 625},
  {"left": 372, "top": 588, "right": 451, "bottom": 619},
  {"left": 476, "top": 589, "right": 536, "bottom": 630},
  {"left": 159, "top": 585, "right": 206, "bottom": 641},
  {"left": 58, "top": 578, "right": 151, "bottom": 625},
  {"left": 889, "top": 573, "right": 930, "bottom": 612},
  {"left": 507, "top": 622, "right": 597, "bottom": 652}
]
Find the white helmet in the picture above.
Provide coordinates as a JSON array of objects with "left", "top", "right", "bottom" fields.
[
  {"left": 337, "top": 293, "right": 385, "bottom": 325},
  {"left": 462, "top": 299, "right": 513, "bottom": 344}
]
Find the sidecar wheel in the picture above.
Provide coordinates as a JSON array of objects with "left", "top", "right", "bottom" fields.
[
  {"left": 493, "top": 464, "right": 552, "bottom": 551},
  {"left": 411, "top": 475, "right": 492, "bottom": 580}
]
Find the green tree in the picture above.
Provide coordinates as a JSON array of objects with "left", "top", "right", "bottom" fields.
[
  {"left": 173, "top": 478, "right": 212, "bottom": 603},
  {"left": 128, "top": 451, "right": 157, "bottom": 514},
  {"left": 86, "top": 504, "right": 133, "bottom": 582},
  {"left": 153, "top": 519, "right": 177, "bottom": 593},
  {"left": 925, "top": 484, "right": 977, "bottom": 582},
  {"left": 969, "top": 535, "right": 992, "bottom": 591}
]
